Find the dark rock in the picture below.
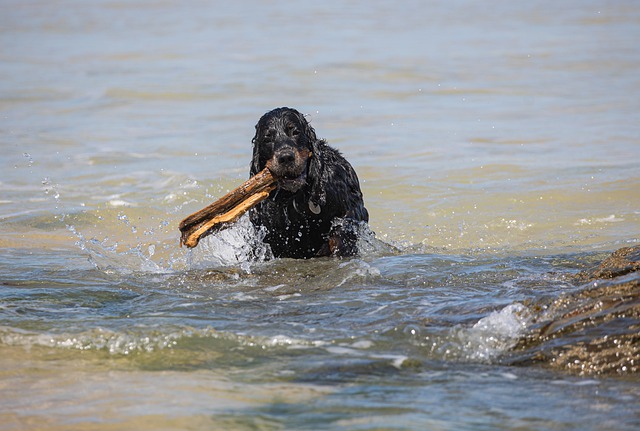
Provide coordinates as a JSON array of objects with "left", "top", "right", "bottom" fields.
[
  {"left": 506, "top": 245, "right": 640, "bottom": 376},
  {"left": 573, "top": 245, "right": 640, "bottom": 283}
]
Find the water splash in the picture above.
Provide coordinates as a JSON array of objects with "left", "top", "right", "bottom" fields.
[
  {"left": 413, "top": 303, "right": 534, "bottom": 363},
  {"left": 23, "top": 152, "right": 34, "bottom": 167},
  {"left": 67, "top": 223, "right": 173, "bottom": 274},
  {"left": 187, "top": 214, "right": 272, "bottom": 271},
  {"left": 458, "top": 303, "right": 532, "bottom": 362},
  {"left": 65, "top": 209, "right": 271, "bottom": 275},
  {"left": 41, "top": 177, "right": 60, "bottom": 202}
]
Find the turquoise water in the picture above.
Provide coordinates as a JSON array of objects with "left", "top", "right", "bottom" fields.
[{"left": 1, "top": 1, "right": 639, "bottom": 429}]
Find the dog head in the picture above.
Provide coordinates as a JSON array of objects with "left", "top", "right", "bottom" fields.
[{"left": 251, "top": 107, "right": 317, "bottom": 192}]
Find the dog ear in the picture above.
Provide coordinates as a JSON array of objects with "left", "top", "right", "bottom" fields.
[
  {"left": 296, "top": 113, "right": 327, "bottom": 209},
  {"left": 297, "top": 111, "right": 317, "bottom": 143},
  {"left": 250, "top": 124, "right": 262, "bottom": 176},
  {"left": 308, "top": 138, "right": 326, "bottom": 209}
]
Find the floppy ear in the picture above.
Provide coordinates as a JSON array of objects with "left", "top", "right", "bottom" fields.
[
  {"left": 297, "top": 111, "right": 317, "bottom": 143},
  {"left": 308, "top": 138, "right": 326, "bottom": 209},
  {"left": 296, "top": 113, "right": 327, "bottom": 208},
  {"left": 250, "top": 124, "right": 262, "bottom": 176}
]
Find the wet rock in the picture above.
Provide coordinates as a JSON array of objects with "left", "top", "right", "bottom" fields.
[
  {"left": 507, "top": 245, "right": 640, "bottom": 376},
  {"left": 573, "top": 245, "right": 640, "bottom": 283}
]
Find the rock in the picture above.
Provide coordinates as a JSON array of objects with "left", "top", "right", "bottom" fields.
[
  {"left": 506, "top": 245, "right": 640, "bottom": 376},
  {"left": 573, "top": 245, "right": 640, "bottom": 283}
]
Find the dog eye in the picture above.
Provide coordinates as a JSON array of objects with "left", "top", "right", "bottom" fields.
[
  {"left": 263, "top": 130, "right": 275, "bottom": 142},
  {"left": 287, "top": 126, "right": 300, "bottom": 137}
]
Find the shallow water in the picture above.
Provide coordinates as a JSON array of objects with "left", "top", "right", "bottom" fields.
[{"left": 1, "top": 1, "right": 640, "bottom": 430}]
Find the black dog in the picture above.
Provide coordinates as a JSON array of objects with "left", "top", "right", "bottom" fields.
[{"left": 249, "top": 107, "right": 369, "bottom": 259}]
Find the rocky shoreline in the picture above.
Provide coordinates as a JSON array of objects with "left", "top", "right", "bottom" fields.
[{"left": 506, "top": 245, "right": 640, "bottom": 376}]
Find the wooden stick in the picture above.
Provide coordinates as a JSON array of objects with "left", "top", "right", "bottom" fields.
[{"left": 179, "top": 167, "right": 276, "bottom": 248}]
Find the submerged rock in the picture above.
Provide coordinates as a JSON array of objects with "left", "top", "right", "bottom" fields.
[{"left": 506, "top": 245, "right": 640, "bottom": 376}]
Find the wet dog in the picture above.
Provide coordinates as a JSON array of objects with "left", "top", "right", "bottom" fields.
[{"left": 249, "top": 107, "right": 369, "bottom": 258}]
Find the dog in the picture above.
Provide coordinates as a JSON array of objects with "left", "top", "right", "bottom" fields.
[{"left": 249, "top": 107, "right": 369, "bottom": 259}]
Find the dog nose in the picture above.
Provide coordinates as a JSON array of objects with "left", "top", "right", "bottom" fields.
[{"left": 277, "top": 150, "right": 296, "bottom": 165}]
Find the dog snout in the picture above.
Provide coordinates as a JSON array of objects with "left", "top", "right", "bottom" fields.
[{"left": 276, "top": 148, "right": 296, "bottom": 165}]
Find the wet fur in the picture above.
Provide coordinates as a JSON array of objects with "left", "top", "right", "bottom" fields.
[{"left": 249, "top": 107, "right": 369, "bottom": 258}]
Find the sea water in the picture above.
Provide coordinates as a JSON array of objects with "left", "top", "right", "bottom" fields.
[{"left": 1, "top": 1, "right": 639, "bottom": 429}]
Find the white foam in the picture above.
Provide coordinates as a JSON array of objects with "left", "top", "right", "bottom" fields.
[
  {"left": 576, "top": 214, "right": 625, "bottom": 225},
  {"left": 188, "top": 214, "right": 272, "bottom": 270},
  {"left": 108, "top": 199, "right": 134, "bottom": 207},
  {"left": 0, "top": 326, "right": 183, "bottom": 355},
  {"left": 459, "top": 303, "right": 532, "bottom": 362}
]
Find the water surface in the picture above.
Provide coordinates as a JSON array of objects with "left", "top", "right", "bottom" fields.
[{"left": 1, "top": 1, "right": 639, "bottom": 430}]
